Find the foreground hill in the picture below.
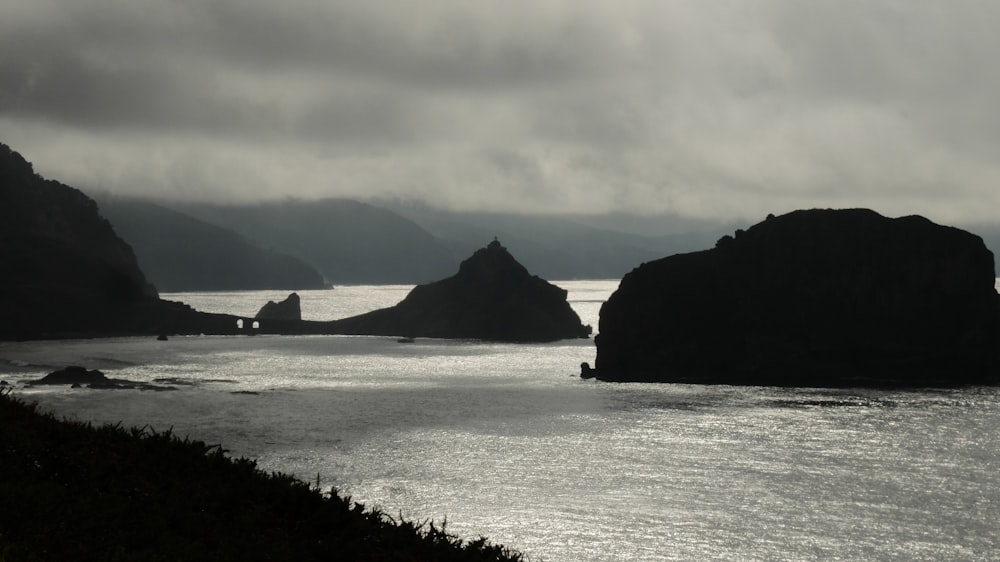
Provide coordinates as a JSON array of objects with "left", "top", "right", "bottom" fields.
[
  {"left": 0, "top": 391, "right": 521, "bottom": 561},
  {"left": 590, "top": 209, "right": 1000, "bottom": 386},
  {"left": 94, "top": 195, "right": 325, "bottom": 291},
  {"left": 172, "top": 200, "right": 457, "bottom": 284}
]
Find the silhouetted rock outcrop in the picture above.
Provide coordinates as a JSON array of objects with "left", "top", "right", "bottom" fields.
[
  {"left": 33, "top": 366, "right": 109, "bottom": 386},
  {"left": 330, "top": 239, "right": 592, "bottom": 342},
  {"left": 590, "top": 209, "right": 1000, "bottom": 386},
  {"left": 255, "top": 293, "right": 302, "bottom": 321},
  {"left": 29, "top": 366, "right": 177, "bottom": 390}
]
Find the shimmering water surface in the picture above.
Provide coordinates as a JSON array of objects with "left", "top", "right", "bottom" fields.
[{"left": 2, "top": 280, "right": 998, "bottom": 561}]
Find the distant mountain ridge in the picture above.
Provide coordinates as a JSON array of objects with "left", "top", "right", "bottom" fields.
[
  {"left": 94, "top": 196, "right": 736, "bottom": 287},
  {"left": 168, "top": 199, "right": 458, "bottom": 284},
  {"left": 381, "top": 203, "right": 734, "bottom": 280},
  {"left": 93, "top": 195, "right": 325, "bottom": 292}
]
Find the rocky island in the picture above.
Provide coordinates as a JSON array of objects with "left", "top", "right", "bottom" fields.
[
  {"left": 588, "top": 209, "right": 1000, "bottom": 386},
  {"left": 328, "top": 239, "right": 592, "bottom": 342},
  {"left": 256, "top": 293, "right": 302, "bottom": 321}
]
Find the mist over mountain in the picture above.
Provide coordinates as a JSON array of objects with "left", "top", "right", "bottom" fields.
[
  {"left": 93, "top": 194, "right": 736, "bottom": 286},
  {"left": 84, "top": 189, "right": 1000, "bottom": 289},
  {"left": 93, "top": 195, "right": 325, "bottom": 292},
  {"left": 381, "top": 201, "right": 735, "bottom": 280},
  {"left": 167, "top": 199, "right": 457, "bottom": 284}
]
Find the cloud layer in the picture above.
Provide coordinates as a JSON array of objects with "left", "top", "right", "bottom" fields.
[{"left": 3, "top": 0, "right": 1000, "bottom": 222}]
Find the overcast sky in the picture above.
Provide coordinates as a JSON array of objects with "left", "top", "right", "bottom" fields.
[{"left": 3, "top": 1, "right": 1000, "bottom": 223}]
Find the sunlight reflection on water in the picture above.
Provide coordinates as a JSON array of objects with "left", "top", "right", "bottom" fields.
[{"left": 2, "top": 281, "right": 999, "bottom": 561}]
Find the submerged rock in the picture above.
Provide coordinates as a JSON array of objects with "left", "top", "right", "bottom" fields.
[
  {"left": 32, "top": 366, "right": 176, "bottom": 391},
  {"left": 591, "top": 209, "right": 1000, "bottom": 386},
  {"left": 34, "top": 366, "right": 109, "bottom": 386},
  {"left": 330, "top": 239, "right": 592, "bottom": 342},
  {"left": 255, "top": 293, "right": 302, "bottom": 322}
]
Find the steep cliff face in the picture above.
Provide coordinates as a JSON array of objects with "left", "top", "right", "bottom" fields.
[
  {"left": 0, "top": 143, "right": 161, "bottom": 339},
  {"left": 592, "top": 209, "right": 1000, "bottom": 386},
  {"left": 331, "top": 239, "right": 592, "bottom": 342}
]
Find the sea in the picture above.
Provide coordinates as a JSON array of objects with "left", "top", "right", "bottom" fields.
[{"left": 2, "top": 280, "right": 999, "bottom": 561}]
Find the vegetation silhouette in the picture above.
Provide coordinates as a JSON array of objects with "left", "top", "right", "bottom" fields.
[{"left": 0, "top": 390, "right": 523, "bottom": 561}]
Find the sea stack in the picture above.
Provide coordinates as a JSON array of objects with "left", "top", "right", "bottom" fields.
[
  {"left": 590, "top": 208, "right": 1000, "bottom": 386},
  {"left": 330, "top": 239, "right": 592, "bottom": 342},
  {"left": 255, "top": 293, "right": 302, "bottom": 322}
]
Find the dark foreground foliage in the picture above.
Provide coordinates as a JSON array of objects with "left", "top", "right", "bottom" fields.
[{"left": 0, "top": 390, "right": 523, "bottom": 561}]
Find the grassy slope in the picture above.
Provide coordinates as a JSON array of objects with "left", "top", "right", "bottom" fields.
[{"left": 0, "top": 391, "right": 522, "bottom": 561}]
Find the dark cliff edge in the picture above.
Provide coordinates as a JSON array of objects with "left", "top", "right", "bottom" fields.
[
  {"left": 0, "top": 143, "right": 295, "bottom": 340},
  {"left": 1, "top": 143, "right": 157, "bottom": 339},
  {"left": 326, "top": 240, "right": 592, "bottom": 342},
  {"left": 588, "top": 209, "right": 1000, "bottom": 387}
]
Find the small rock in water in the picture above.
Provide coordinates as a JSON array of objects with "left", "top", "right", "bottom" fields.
[
  {"left": 34, "top": 366, "right": 108, "bottom": 386},
  {"left": 255, "top": 293, "right": 302, "bottom": 321}
]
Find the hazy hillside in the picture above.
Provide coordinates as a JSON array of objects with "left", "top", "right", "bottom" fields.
[
  {"left": 94, "top": 195, "right": 326, "bottom": 292},
  {"left": 170, "top": 199, "right": 458, "bottom": 284},
  {"left": 90, "top": 190, "right": 741, "bottom": 286},
  {"left": 382, "top": 203, "right": 735, "bottom": 280}
]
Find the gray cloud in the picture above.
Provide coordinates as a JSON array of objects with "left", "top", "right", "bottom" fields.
[{"left": 3, "top": 0, "right": 1000, "bottom": 223}]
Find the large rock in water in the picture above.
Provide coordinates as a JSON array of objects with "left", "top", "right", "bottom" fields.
[
  {"left": 590, "top": 209, "right": 1000, "bottom": 386},
  {"left": 330, "top": 239, "right": 592, "bottom": 342},
  {"left": 255, "top": 293, "right": 301, "bottom": 321}
]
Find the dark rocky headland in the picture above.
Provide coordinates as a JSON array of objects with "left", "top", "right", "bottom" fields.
[
  {"left": 0, "top": 142, "right": 247, "bottom": 340},
  {"left": 329, "top": 239, "right": 592, "bottom": 342},
  {"left": 589, "top": 209, "right": 1000, "bottom": 386}
]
